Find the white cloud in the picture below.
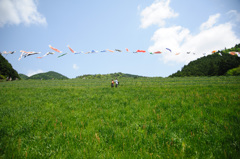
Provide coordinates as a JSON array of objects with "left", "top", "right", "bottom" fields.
[
  {"left": 200, "top": 13, "right": 221, "bottom": 30},
  {"left": 27, "top": 69, "right": 44, "bottom": 77},
  {"left": 140, "top": 0, "right": 178, "bottom": 28},
  {"left": 149, "top": 26, "right": 190, "bottom": 52},
  {"left": 73, "top": 64, "right": 79, "bottom": 70},
  {"left": 0, "top": 0, "right": 47, "bottom": 27},
  {"left": 149, "top": 18, "right": 240, "bottom": 64}
]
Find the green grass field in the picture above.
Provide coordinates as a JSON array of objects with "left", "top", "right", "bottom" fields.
[{"left": 0, "top": 77, "right": 240, "bottom": 158}]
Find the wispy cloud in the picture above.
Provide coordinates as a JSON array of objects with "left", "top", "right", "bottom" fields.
[
  {"left": 228, "top": 10, "right": 240, "bottom": 22},
  {"left": 73, "top": 64, "right": 79, "bottom": 70},
  {"left": 0, "top": 0, "right": 47, "bottom": 27},
  {"left": 27, "top": 69, "right": 44, "bottom": 77},
  {"left": 200, "top": 13, "right": 221, "bottom": 30}
]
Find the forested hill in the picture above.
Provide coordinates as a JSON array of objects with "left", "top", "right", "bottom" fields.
[
  {"left": 169, "top": 44, "right": 240, "bottom": 77},
  {"left": 0, "top": 54, "right": 20, "bottom": 80},
  {"left": 76, "top": 72, "right": 144, "bottom": 79},
  {"left": 28, "top": 71, "right": 68, "bottom": 80}
]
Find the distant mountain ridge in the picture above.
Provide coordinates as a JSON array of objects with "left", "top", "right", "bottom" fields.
[
  {"left": 21, "top": 71, "right": 68, "bottom": 80},
  {"left": 19, "top": 74, "right": 28, "bottom": 80},
  {"left": 76, "top": 72, "right": 145, "bottom": 79}
]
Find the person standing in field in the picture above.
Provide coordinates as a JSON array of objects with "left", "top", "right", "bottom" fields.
[
  {"left": 111, "top": 79, "right": 114, "bottom": 88},
  {"left": 115, "top": 78, "right": 119, "bottom": 88}
]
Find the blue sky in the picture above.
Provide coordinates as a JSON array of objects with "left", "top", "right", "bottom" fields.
[{"left": 1, "top": 0, "right": 240, "bottom": 78}]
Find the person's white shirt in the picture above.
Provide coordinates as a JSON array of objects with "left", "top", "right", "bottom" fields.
[{"left": 115, "top": 80, "right": 118, "bottom": 84}]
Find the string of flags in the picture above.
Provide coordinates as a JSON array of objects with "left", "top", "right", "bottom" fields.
[{"left": 1, "top": 45, "right": 240, "bottom": 61}]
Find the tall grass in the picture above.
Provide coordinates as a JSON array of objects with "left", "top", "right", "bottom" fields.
[{"left": 0, "top": 77, "right": 240, "bottom": 158}]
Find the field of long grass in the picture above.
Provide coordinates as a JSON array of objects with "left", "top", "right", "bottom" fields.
[{"left": 0, "top": 77, "right": 240, "bottom": 158}]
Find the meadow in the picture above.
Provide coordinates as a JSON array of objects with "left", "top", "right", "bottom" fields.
[{"left": 0, "top": 77, "right": 240, "bottom": 158}]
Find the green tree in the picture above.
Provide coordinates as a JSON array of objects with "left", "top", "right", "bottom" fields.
[{"left": 0, "top": 54, "right": 20, "bottom": 80}]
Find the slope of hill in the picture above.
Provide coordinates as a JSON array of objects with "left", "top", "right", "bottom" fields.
[
  {"left": 28, "top": 71, "right": 68, "bottom": 80},
  {"left": 19, "top": 74, "right": 28, "bottom": 80},
  {"left": 0, "top": 54, "right": 20, "bottom": 80},
  {"left": 170, "top": 44, "right": 240, "bottom": 77},
  {"left": 76, "top": 72, "right": 145, "bottom": 79}
]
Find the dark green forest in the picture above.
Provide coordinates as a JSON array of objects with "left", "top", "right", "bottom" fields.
[
  {"left": 169, "top": 44, "right": 240, "bottom": 77},
  {"left": 0, "top": 54, "right": 20, "bottom": 80}
]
